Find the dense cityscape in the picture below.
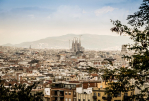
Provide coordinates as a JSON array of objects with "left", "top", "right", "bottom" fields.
[
  {"left": 0, "top": 38, "right": 137, "bottom": 101},
  {"left": 1, "top": 0, "right": 149, "bottom": 101}
]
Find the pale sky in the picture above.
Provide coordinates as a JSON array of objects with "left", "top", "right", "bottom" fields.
[{"left": 0, "top": 0, "right": 142, "bottom": 45}]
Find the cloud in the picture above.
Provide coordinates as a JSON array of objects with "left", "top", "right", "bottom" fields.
[
  {"left": 94, "top": 6, "right": 115, "bottom": 16},
  {"left": 47, "top": 15, "right": 51, "bottom": 19},
  {"left": 52, "top": 5, "right": 82, "bottom": 19},
  {"left": 82, "top": 10, "right": 87, "bottom": 14},
  {"left": 28, "top": 14, "right": 34, "bottom": 18},
  {"left": 0, "top": 7, "right": 55, "bottom": 20}
]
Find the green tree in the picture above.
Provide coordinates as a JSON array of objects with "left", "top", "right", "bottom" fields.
[
  {"left": 87, "top": 66, "right": 99, "bottom": 74},
  {"left": 103, "top": 0, "right": 149, "bottom": 101},
  {"left": 0, "top": 79, "right": 43, "bottom": 101}
]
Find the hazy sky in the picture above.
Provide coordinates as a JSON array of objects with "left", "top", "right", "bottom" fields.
[{"left": 0, "top": 0, "right": 142, "bottom": 45}]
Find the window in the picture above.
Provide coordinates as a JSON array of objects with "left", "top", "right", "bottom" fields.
[
  {"left": 131, "top": 92, "right": 133, "bottom": 95},
  {"left": 98, "top": 100, "right": 100, "bottom": 101},
  {"left": 83, "top": 99, "right": 85, "bottom": 101},
  {"left": 94, "top": 93, "right": 96, "bottom": 96},
  {"left": 71, "top": 85, "right": 76, "bottom": 88},
  {"left": 65, "top": 85, "right": 68, "bottom": 88},
  {"left": 69, "top": 92, "right": 71, "bottom": 95},
  {"left": 124, "top": 93, "right": 128, "bottom": 96},
  {"left": 73, "top": 98, "right": 76, "bottom": 101},
  {"left": 116, "top": 93, "right": 121, "bottom": 97},
  {"left": 88, "top": 100, "right": 90, "bottom": 101},
  {"left": 100, "top": 85, "right": 102, "bottom": 88},
  {"left": 65, "top": 98, "right": 67, "bottom": 101},
  {"left": 98, "top": 93, "right": 100, "bottom": 97},
  {"left": 65, "top": 92, "right": 67, "bottom": 95},
  {"left": 107, "top": 94, "right": 112, "bottom": 98},
  {"left": 78, "top": 99, "right": 81, "bottom": 101},
  {"left": 74, "top": 91, "right": 76, "bottom": 95},
  {"left": 69, "top": 99, "right": 71, "bottom": 101}
]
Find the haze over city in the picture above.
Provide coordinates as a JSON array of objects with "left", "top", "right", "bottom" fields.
[
  {"left": 0, "top": 0, "right": 141, "bottom": 45},
  {"left": 1, "top": 0, "right": 149, "bottom": 101}
]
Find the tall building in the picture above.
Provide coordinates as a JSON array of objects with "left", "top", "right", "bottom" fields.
[
  {"left": 29, "top": 45, "right": 32, "bottom": 49},
  {"left": 121, "top": 45, "right": 127, "bottom": 55},
  {"left": 70, "top": 37, "right": 84, "bottom": 52},
  {"left": 121, "top": 45, "right": 128, "bottom": 67}
]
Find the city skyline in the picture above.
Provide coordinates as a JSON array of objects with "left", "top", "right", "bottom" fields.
[{"left": 0, "top": 0, "right": 142, "bottom": 45}]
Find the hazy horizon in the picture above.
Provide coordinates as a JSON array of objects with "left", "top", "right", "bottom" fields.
[
  {"left": 1, "top": 34, "right": 132, "bottom": 51},
  {"left": 2, "top": 33, "right": 130, "bottom": 45},
  {"left": 0, "top": 0, "right": 142, "bottom": 45}
]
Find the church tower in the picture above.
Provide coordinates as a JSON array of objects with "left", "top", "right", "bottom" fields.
[
  {"left": 29, "top": 45, "right": 31, "bottom": 49},
  {"left": 72, "top": 39, "right": 75, "bottom": 52},
  {"left": 70, "top": 36, "right": 84, "bottom": 52},
  {"left": 74, "top": 38, "right": 78, "bottom": 52}
]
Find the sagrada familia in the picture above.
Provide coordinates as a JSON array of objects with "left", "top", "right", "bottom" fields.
[{"left": 70, "top": 37, "right": 84, "bottom": 52}]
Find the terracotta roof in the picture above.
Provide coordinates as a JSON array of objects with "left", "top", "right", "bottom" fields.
[
  {"left": 91, "top": 74, "right": 98, "bottom": 77},
  {"left": 70, "top": 75, "right": 75, "bottom": 77},
  {"left": 69, "top": 81, "right": 80, "bottom": 83}
]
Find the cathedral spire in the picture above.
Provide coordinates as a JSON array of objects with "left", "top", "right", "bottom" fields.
[
  {"left": 79, "top": 37, "right": 80, "bottom": 43},
  {"left": 75, "top": 37, "right": 77, "bottom": 43},
  {"left": 29, "top": 45, "right": 31, "bottom": 49},
  {"left": 79, "top": 35, "right": 82, "bottom": 46},
  {"left": 70, "top": 36, "right": 84, "bottom": 52},
  {"left": 73, "top": 38, "right": 75, "bottom": 44}
]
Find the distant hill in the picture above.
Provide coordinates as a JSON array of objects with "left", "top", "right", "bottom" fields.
[
  {"left": 2, "top": 43, "right": 13, "bottom": 46},
  {"left": 2, "top": 34, "right": 133, "bottom": 50}
]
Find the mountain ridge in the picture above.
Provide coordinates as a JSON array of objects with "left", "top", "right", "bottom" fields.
[{"left": 2, "top": 34, "right": 133, "bottom": 50}]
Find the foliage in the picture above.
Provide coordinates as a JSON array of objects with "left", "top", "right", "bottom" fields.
[
  {"left": 0, "top": 79, "right": 43, "bottom": 101},
  {"left": 103, "top": 0, "right": 149, "bottom": 100},
  {"left": 127, "top": 0, "right": 149, "bottom": 28},
  {"left": 86, "top": 66, "right": 99, "bottom": 74},
  {"left": 29, "top": 59, "right": 39, "bottom": 64}
]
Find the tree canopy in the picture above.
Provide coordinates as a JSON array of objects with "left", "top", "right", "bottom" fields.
[
  {"left": 103, "top": 0, "right": 149, "bottom": 101},
  {"left": 0, "top": 79, "right": 43, "bottom": 101}
]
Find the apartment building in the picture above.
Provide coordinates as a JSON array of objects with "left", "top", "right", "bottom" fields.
[{"left": 92, "top": 81, "right": 134, "bottom": 101}]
